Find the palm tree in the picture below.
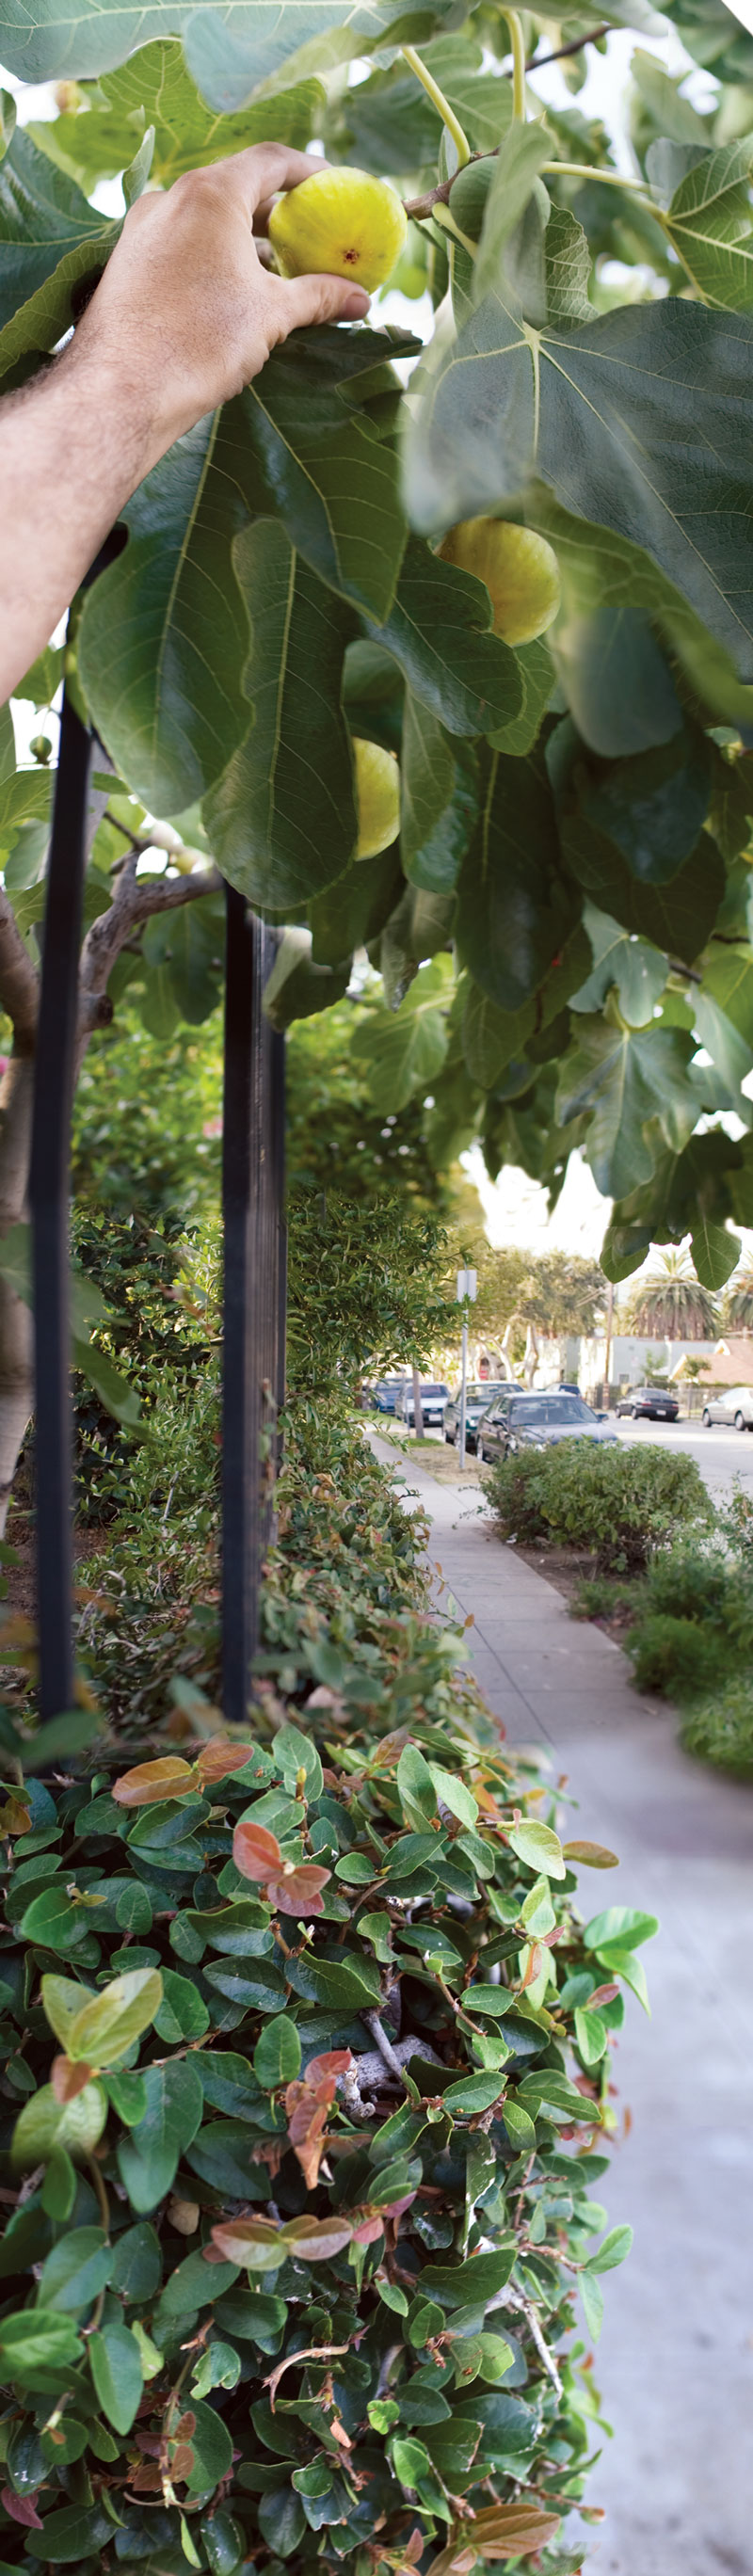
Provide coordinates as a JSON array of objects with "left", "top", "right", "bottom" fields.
[
  {"left": 725, "top": 1266, "right": 753, "bottom": 1335},
  {"left": 627, "top": 1251, "right": 718, "bottom": 1373}
]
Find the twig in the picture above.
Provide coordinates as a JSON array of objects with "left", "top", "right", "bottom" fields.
[
  {"left": 363, "top": 2010, "right": 407, "bottom": 2082},
  {"left": 264, "top": 2342, "right": 351, "bottom": 2410},
  {"left": 526, "top": 23, "right": 611, "bottom": 69}
]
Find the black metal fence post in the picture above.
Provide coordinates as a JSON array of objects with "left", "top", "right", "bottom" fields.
[
  {"left": 29, "top": 710, "right": 285, "bottom": 1727},
  {"left": 29, "top": 690, "right": 93, "bottom": 1721},
  {"left": 221, "top": 892, "right": 284, "bottom": 1724}
]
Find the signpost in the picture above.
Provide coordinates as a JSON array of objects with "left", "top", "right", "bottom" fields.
[{"left": 456, "top": 1268, "right": 477, "bottom": 1471}]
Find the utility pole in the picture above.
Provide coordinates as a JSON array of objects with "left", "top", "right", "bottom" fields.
[{"left": 457, "top": 1267, "right": 478, "bottom": 1471}]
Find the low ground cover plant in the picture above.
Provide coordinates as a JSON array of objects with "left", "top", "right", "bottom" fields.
[
  {"left": 0, "top": 1703, "right": 649, "bottom": 2575},
  {"left": 485, "top": 1444, "right": 712, "bottom": 1577},
  {"left": 0, "top": 1403, "right": 653, "bottom": 2570}
]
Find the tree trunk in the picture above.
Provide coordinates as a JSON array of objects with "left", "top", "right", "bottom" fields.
[{"left": 411, "top": 1365, "right": 424, "bottom": 1440}]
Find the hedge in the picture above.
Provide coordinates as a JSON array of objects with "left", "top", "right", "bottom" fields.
[
  {"left": 0, "top": 1406, "right": 654, "bottom": 2572},
  {"left": 485, "top": 1440, "right": 712, "bottom": 1575}
]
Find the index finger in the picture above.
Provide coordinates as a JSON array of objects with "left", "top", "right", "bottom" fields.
[{"left": 219, "top": 143, "right": 328, "bottom": 216}]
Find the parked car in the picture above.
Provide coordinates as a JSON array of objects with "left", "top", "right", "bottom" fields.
[
  {"left": 700, "top": 1384, "right": 753, "bottom": 1430},
  {"left": 443, "top": 1379, "right": 522, "bottom": 1452},
  {"left": 370, "top": 1379, "right": 408, "bottom": 1416},
  {"left": 616, "top": 1385, "right": 680, "bottom": 1421},
  {"left": 394, "top": 1381, "right": 452, "bottom": 1429},
  {"left": 478, "top": 1388, "right": 617, "bottom": 1464}
]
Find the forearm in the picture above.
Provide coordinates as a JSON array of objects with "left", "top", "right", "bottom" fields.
[{"left": 0, "top": 341, "right": 164, "bottom": 707}]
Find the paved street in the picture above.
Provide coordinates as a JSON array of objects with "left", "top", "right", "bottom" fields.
[{"left": 372, "top": 1433, "right": 753, "bottom": 2576}]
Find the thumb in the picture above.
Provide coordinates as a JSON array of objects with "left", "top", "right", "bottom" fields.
[{"left": 278, "top": 270, "right": 371, "bottom": 330}]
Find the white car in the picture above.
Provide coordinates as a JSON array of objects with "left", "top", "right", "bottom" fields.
[
  {"left": 701, "top": 1384, "right": 753, "bottom": 1430},
  {"left": 394, "top": 1381, "right": 451, "bottom": 1429}
]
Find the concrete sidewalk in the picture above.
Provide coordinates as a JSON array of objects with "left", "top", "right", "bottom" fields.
[{"left": 375, "top": 1440, "right": 753, "bottom": 2576}]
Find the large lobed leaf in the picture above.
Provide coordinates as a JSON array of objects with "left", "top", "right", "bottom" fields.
[{"left": 406, "top": 285, "right": 753, "bottom": 681}]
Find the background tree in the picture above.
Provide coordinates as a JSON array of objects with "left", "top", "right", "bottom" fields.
[
  {"left": 723, "top": 1264, "right": 753, "bottom": 1335},
  {"left": 625, "top": 1251, "right": 719, "bottom": 1373}
]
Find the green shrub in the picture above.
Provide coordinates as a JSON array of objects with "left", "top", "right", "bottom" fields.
[
  {"left": 625, "top": 1540, "right": 753, "bottom": 1708},
  {"left": 0, "top": 1707, "right": 649, "bottom": 2574},
  {"left": 0, "top": 1410, "right": 653, "bottom": 2572},
  {"left": 628, "top": 1612, "right": 724, "bottom": 1698},
  {"left": 487, "top": 1441, "right": 712, "bottom": 1575},
  {"left": 681, "top": 1676, "right": 753, "bottom": 1773},
  {"left": 570, "top": 1576, "right": 643, "bottom": 1624}
]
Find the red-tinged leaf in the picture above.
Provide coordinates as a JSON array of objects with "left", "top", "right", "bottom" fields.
[
  {"left": 349, "top": 2209, "right": 386, "bottom": 2248},
  {"left": 210, "top": 2216, "right": 282, "bottom": 2267},
  {"left": 112, "top": 1757, "right": 200, "bottom": 1806},
  {"left": 280, "top": 2214, "right": 354, "bottom": 2261},
  {"left": 232, "top": 1818, "right": 281, "bottom": 1881},
  {"left": 563, "top": 1840, "right": 619, "bottom": 1868},
  {"left": 587, "top": 1982, "right": 619, "bottom": 2008},
  {"left": 197, "top": 1737, "right": 256, "bottom": 1784},
  {"left": 129, "top": 2462, "right": 164, "bottom": 2493},
  {"left": 466, "top": 2503, "right": 560, "bottom": 2557},
  {"left": 2, "top": 2488, "right": 43, "bottom": 2529},
  {"left": 287, "top": 2102, "right": 328, "bottom": 2192},
  {"left": 270, "top": 1864, "right": 330, "bottom": 1916},
  {"left": 51, "top": 2052, "right": 94, "bottom": 2104},
  {"left": 521, "top": 1942, "right": 543, "bottom": 1989},
  {"left": 169, "top": 2443, "right": 195, "bottom": 2481},
  {"left": 301, "top": 2050, "right": 352, "bottom": 2089}
]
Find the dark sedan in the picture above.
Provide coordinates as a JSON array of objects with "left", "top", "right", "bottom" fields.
[
  {"left": 478, "top": 1389, "right": 617, "bottom": 1464},
  {"left": 615, "top": 1385, "right": 680, "bottom": 1421},
  {"left": 443, "top": 1379, "right": 521, "bottom": 1452}
]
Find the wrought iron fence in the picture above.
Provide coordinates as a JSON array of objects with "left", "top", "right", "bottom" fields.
[{"left": 29, "top": 687, "right": 286, "bottom": 1727}]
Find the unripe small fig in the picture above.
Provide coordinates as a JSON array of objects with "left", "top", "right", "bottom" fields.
[
  {"left": 353, "top": 738, "right": 400, "bottom": 860},
  {"left": 269, "top": 165, "right": 408, "bottom": 295},
  {"left": 29, "top": 734, "right": 53, "bottom": 763},
  {"left": 438, "top": 518, "right": 561, "bottom": 648}
]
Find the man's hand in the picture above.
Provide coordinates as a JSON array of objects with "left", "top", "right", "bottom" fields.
[
  {"left": 0, "top": 146, "right": 371, "bottom": 707},
  {"left": 78, "top": 146, "right": 371, "bottom": 456}
]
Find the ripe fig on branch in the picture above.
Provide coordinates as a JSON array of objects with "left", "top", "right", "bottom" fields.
[
  {"left": 269, "top": 164, "right": 408, "bottom": 294},
  {"left": 352, "top": 738, "right": 400, "bottom": 859},
  {"left": 438, "top": 517, "right": 561, "bottom": 648}
]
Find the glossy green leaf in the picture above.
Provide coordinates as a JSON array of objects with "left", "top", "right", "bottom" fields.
[
  {"left": 570, "top": 906, "right": 667, "bottom": 1027},
  {"left": 455, "top": 744, "right": 568, "bottom": 1013},
  {"left": 31, "top": 40, "right": 323, "bottom": 187},
  {"left": 230, "top": 327, "right": 410, "bottom": 623},
  {"left": 88, "top": 2316, "right": 144, "bottom": 2431},
  {"left": 116, "top": 2058, "right": 204, "bottom": 2212},
  {"left": 0, "top": 125, "right": 115, "bottom": 382},
  {"left": 507, "top": 1819, "right": 566, "bottom": 1880},
  {"left": 659, "top": 135, "right": 753, "bottom": 310},
  {"left": 0, "top": 0, "right": 457, "bottom": 85},
  {"left": 557, "top": 1012, "right": 698, "bottom": 1196},
  {"left": 253, "top": 2015, "right": 301, "bottom": 2089},
  {"left": 78, "top": 410, "right": 250, "bottom": 814},
  {"left": 349, "top": 960, "right": 450, "bottom": 1112},
  {"left": 407, "top": 288, "right": 753, "bottom": 680},
  {"left": 401, "top": 692, "right": 478, "bottom": 894},
  {"left": 204, "top": 521, "right": 357, "bottom": 909},
  {"left": 37, "top": 2229, "right": 112, "bottom": 2313},
  {"left": 366, "top": 537, "right": 522, "bottom": 740}
]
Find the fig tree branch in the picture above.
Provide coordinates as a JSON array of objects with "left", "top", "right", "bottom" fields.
[{"left": 77, "top": 850, "right": 221, "bottom": 1040}]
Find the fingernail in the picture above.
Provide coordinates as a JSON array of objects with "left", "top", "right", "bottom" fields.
[{"left": 343, "top": 291, "right": 370, "bottom": 318}]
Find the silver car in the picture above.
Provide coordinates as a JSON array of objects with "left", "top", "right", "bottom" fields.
[
  {"left": 443, "top": 1379, "right": 521, "bottom": 1453},
  {"left": 700, "top": 1384, "right": 753, "bottom": 1430}
]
